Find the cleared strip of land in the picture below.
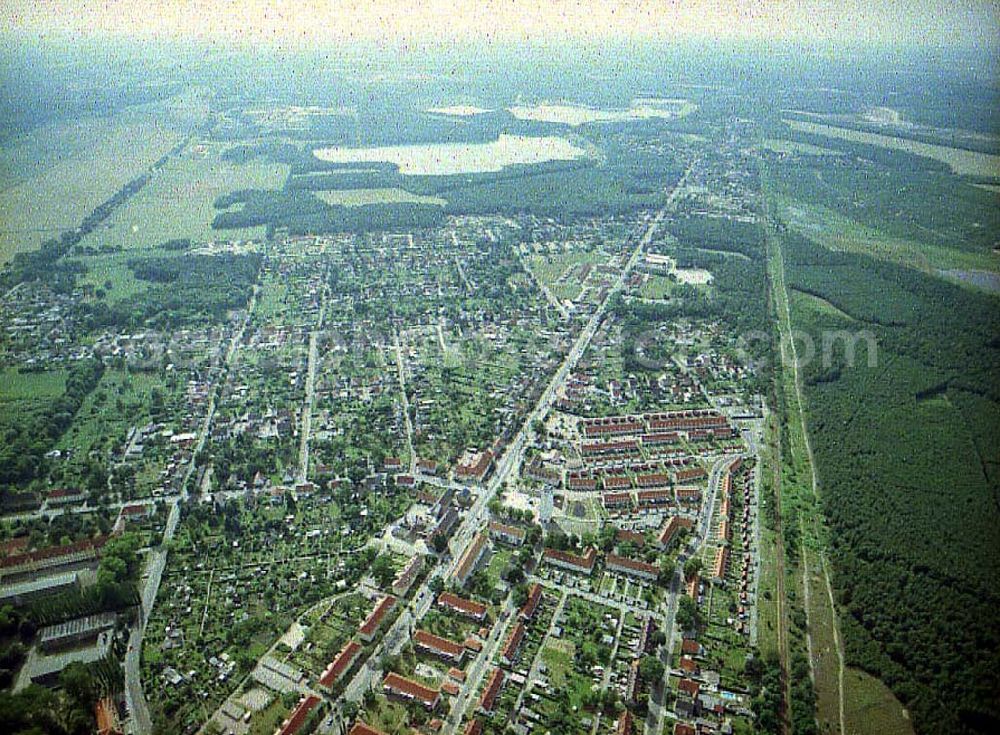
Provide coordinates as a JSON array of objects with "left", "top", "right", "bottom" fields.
[
  {"left": 314, "top": 188, "right": 446, "bottom": 207},
  {"left": 776, "top": 196, "right": 1000, "bottom": 274},
  {"left": 784, "top": 119, "right": 1000, "bottom": 178},
  {"left": 759, "top": 138, "right": 843, "bottom": 157},
  {"left": 845, "top": 668, "right": 915, "bottom": 735}
]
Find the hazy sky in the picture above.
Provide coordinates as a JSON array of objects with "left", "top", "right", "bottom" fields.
[{"left": 2, "top": 1, "right": 997, "bottom": 49}]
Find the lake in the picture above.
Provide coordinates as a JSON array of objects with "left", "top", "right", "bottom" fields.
[
  {"left": 508, "top": 99, "right": 694, "bottom": 126},
  {"left": 312, "top": 134, "right": 588, "bottom": 176}
]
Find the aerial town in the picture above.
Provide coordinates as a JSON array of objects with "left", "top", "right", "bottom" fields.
[
  {"left": 1, "top": 147, "right": 767, "bottom": 735},
  {"left": 4, "top": 7, "right": 997, "bottom": 735}
]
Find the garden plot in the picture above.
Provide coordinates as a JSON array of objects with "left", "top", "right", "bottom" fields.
[
  {"left": 142, "top": 497, "right": 381, "bottom": 733},
  {"left": 525, "top": 596, "right": 621, "bottom": 732},
  {"left": 286, "top": 592, "right": 370, "bottom": 682},
  {"left": 54, "top": 368, "right": 184, "bottom": 499}
]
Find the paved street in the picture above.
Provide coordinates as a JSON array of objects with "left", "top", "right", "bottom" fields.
[
  {"left": 444, "top": 596, "right": 517, "bottom": 731},
  {"left": 393, "top": 329, "right": 418, "bottom": 474},
  {"left": 298, "top": 282, "right": 327, "bottom": 485}
]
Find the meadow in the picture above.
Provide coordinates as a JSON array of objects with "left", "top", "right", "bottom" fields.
[
  {"left": 76, "top": 144, "right": 289, "bottom": 251},
  {"left": 0, "top": 114, "right": 185, "bottom": 263}
]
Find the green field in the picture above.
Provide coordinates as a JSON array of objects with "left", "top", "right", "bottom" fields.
[
  {"left": 0, "top": 115, "right": 186, "bottom": 263},
  {"left": 0, "top": 368, "right": 68, "bottom": 401},
  {"left": 638, "top": 273, "right": 674, "bottom": 300},
  {"left": 76, "top": 144, "right": 289, "bottom": 252},
  {"left": 483, "top": 547, "right": 513, "bottom": 587},
  {"left": 360, "top": 699, "right": 410, "bottom": 735},
  {"left": 540, "top": 640, "right": 575, "bottom": 688},
  {"left": 248, "top": 697, "right": 289, "bottom": 735},
  {"left": 526, "top": 250, "right": 605, "bottom": 301},
  {"left": 76, "top": 250, "right": 158, "bottom": 302}
]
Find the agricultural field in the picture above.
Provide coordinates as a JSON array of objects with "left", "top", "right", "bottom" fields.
[
  {"left": 76, "top": 143, "right": 289, "bottom": 252},
  {"left": 143, "top": 496, "right": 380, "bottom": 734},
  {"left": 763, "top": 135, "right": 1000, "bottom": 271},
  {"left": 0, "top": 110, "right": 188, "bottom": 263}
]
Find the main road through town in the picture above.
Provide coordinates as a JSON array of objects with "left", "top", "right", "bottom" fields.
[{"left": 434, "top": 167, "right": 695, "bottom": 733}]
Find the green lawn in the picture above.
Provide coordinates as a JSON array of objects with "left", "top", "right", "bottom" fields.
[
  {"left": 638, "top": 274, "right": 674, "bottom": 300},
  {"left": 541, "top": 640, "right": 574, "bottom": 688},
  {"left": 77, "top": 249, "right": 167, "bottom": 302},
  {"left": 0, "top": 368, "right": 67, "bottom": 400},
  {"left": 248, "top": 696, "right": 288, "bottom": 735},
  {"left": 361, "top": 698, "right": 411, "bottom": 735},
  {"left": 484, "top": 548, "right": 513, "bottom": 587},
  {"left": 526, "top": 250, "right": 606, "bottom": 302}
]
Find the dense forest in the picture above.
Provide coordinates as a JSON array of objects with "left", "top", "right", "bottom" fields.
[
  {"left": 782, "top": 231, "right": 1000, "bottom": 734},
  {"left": 212, "top": 189, "right": 446, "bottom": 234}
]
